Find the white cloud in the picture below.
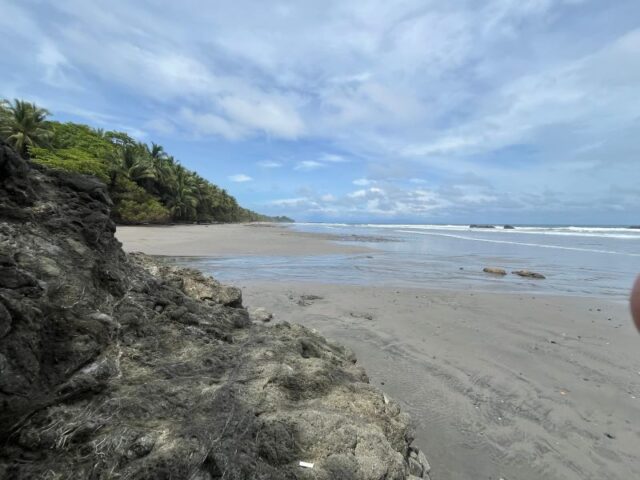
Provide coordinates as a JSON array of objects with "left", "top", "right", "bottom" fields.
[
  {"left": 37, "top": 41, "right": 72, "bottom": 87},
  {"left": 321, "top": 194, "right": 336, "bottom": 202},
  {"left": 320, "top": 153, "right": 348, "bottom": 163},
  {"left": 258, "top": 160, "right": 283, "bottom": 168},
  {"left": 181, "top": 108, "right": 245, "bottom": 140},
  {"left": 270, "top": 197, "right": 311, "bottom": 206},
  {"left": 348, "top": 189, "right": 367, "bottom": 198},
  {"left": 229, "top": 174, "right": 253, "bottom": 182},
  {"left": 295, "top": 160, "right": 324, "bottom": 171},
  {"left": 219, "top": 95, "right": 305, "bottom": 139},
  {"left": 353, "top": 178, "right": 371, "bottom": 186}
]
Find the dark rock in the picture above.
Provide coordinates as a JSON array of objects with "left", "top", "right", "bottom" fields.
[
  {"left": 469, "top": 224, "right": 495, "bottom": 228},
  {"left": 0, "top": 302, "right": 11, "bottom": 338},
  {"left": 0, "top": 141, "right": 429, "bottom": 479},
  {"left": 0, "top": 260, "right": 38, "bottom": 289},
  {"left": 127, "top": 434, "right": 156, "bottom": 458},
  {"left": 132, "top": 254, "right": 243, "bottom": 307},
  {"left": 503, "top": 225, "right": 515, "bottom": 229},
  {"left": 512, "top": 270, "right": 546, "bottom": 279}
]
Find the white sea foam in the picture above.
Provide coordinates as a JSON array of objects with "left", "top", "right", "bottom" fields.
[
  {"left": 357, "top": 224, "right": 640, "bottom": 239},
  {"left": 395, "top": 230, "right": 640, "bottom": 256}
]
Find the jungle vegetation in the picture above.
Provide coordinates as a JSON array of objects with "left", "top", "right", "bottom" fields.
[{"left": 0, "top": 99, "right": 292, "bottom": 224}]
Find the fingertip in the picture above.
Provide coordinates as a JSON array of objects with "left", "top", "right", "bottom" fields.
[{"left": 631, "top": 276, "right": 640, "bottom": 332}]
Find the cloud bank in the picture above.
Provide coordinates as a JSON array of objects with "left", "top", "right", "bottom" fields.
[{"left": 2, "top": 0, "right": 639, "bottom": 223}]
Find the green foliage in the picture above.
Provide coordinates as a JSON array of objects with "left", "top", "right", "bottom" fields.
[
  {"left": 50, "top": 123, "right": 114, "bottom": 159},
  {"left": 1, "top": 98, "right": 293, "bottom": 224},
  {"left": 110, "top": 176, "right": 170, "bottom": 224},
  {"left": 115, "top": 199, "right": 170, "bottom": 224},
  {"left": 0, "top": 99, "right": 53, "bottom": 155},
  {"left": 30, "top": 147, "right": 110, "bottom": 182}
]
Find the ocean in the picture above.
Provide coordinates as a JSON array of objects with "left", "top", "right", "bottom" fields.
[{"left": 172, "top": 224, "right": 640, "bottom": 300}]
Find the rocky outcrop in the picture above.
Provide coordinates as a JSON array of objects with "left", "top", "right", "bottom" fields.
[
  {"left": 132, "top": 254, "right": 243, "bottom": 307},
  {"left": 0, "top": 142, "right": 431, "bottom": 479},
  {"left": 512, "top": 270, "right": 546, "bottom": 279},
  {"left": 469, "top": 224, "right": 495, "bottom": 229}
]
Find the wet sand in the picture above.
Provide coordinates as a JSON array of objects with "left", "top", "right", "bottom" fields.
[
  {"left": 242, "top": 283, "right": 639, "bottom": 480},
  {"left": 117, "top": 223, "right": 640, "bottom": 479}
]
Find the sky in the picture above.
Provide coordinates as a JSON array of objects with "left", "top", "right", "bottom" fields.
[{"left": 1, "top": 0, "right": 639, "bottom": 224}]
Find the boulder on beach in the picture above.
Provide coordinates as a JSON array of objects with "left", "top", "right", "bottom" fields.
[
  {"left": 0, "top": 142, "right": 432, "bottom": 479},
  {"left": 512, "top": 270, "right": 546, "bottom": 279},
  {"left": 470, "top": 224, "right": 495, "bottom": 228},
  {"left": 250, "top": 307, "right": 274, "bottom": 322},
  {"left": 483, "top": 267, "right": 507, "bottom": 275}
]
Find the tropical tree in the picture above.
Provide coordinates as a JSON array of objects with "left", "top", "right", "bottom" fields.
[
  {"left": 0, "top": 99, "right": 53, "bottom": 155},
  {"left": 3, "top": 99, "right": 290, "bottom": 223},
  {"left": 145, "top": 143, "right": 175, "bottom": 192},
  {"left": 108, "top": 142, "right": 154, "bottom": 188},
  {"left": 164, "top": 166, "right": 198, "bottom": 220}
]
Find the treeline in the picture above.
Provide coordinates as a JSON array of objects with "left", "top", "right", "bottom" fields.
[{"left": 0, "top": 99, "right": 292, "bottom": 224}]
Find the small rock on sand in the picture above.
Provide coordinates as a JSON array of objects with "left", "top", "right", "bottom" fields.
[
  {"left": 483, "top": 267, "right": 507, "bottom": 275},
  {"left": 512, "top": 270, "right": 546, "bottom": 279},
  {"left": 250, "top": 307, "right": 273, "bottom": 322}
]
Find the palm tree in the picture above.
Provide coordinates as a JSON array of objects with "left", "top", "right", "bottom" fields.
[
  {"left": 146, "top": 143, "right": 174, "bottom": 188},
  {"left": 148, "top": 142, "right": 167, "bottom": 162},
  {"left": 164, "top": 166, "right": 198, "bottom": 220},
  {"left": 108, "top": 142, "right": 154, "bottom": 188},
  {"left": 0, "top": 99, "right": 53, "bottom": 155}
]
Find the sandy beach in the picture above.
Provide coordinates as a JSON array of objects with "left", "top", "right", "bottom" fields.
[
  {"left": 117, "top": 224, "right": 640, "bottom": 480},
  {"left": 116, "top": 223, "right": 371, "bottom": 256}
]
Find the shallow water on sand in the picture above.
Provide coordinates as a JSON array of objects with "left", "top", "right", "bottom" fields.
[{"left": 168, "top": 223, "right": 639, "bottom": 300}]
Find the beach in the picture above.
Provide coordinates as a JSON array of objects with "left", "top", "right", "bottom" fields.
[
  {"left": 116, "top": 223, "right": 370, "bottom": 256},
  {"left": 117, "top": 223, "right": 640, "bottom": 480}
]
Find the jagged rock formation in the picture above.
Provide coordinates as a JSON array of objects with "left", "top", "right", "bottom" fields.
[{"left": 0, "top": 142, "right": 431, "bottom": 479}]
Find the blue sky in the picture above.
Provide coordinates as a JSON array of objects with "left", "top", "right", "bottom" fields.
[{"left": 1, "top": 0, "right": 639, "bottom": 224}]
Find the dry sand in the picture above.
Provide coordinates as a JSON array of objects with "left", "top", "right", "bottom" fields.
[
  {"left": 116, "top": 223, "right": 370, "bottom": 256},
  {"left": 118, "top": 224, "right": 640, "bottom": 479}
]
